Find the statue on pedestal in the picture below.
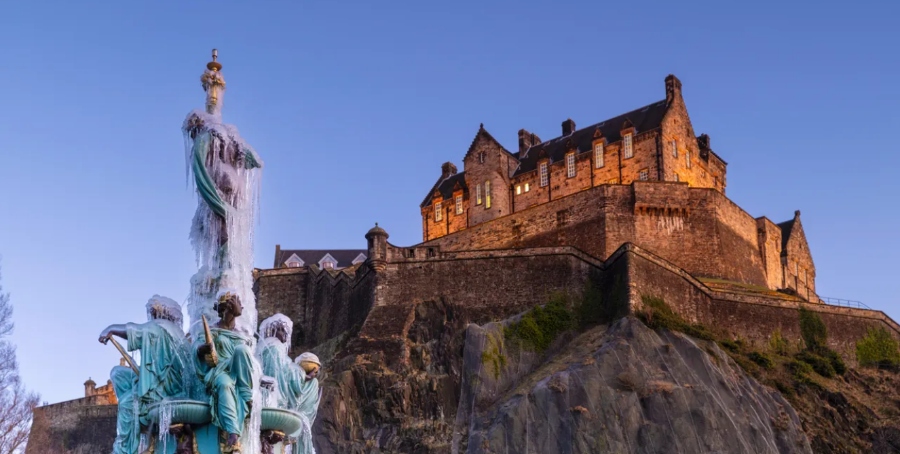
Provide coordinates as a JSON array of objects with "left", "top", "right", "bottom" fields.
[{"left": 99, "top": 295, "right": 191, "bottom": 454}]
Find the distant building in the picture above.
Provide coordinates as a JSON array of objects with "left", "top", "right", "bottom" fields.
[{"left": 274, "top": 246, "right": 367, "bottom": 270}]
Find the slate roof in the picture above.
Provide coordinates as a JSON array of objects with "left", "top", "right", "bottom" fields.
[
  {"left": 777, "top": 218, "right": 797, "bottom": 251},
  {"left": 513, "top": 100, "right": 669, "bottom": 176},
  {"left": 276, "top": 249, "right": 367, "bottom": 268},
  {"left": 420, "top": 172, "right": 468, "bottom": 208}
]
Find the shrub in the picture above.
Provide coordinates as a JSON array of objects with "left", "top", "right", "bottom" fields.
[
  {"left": 720, "top": 339, "right": 744, "bottom": 353},
  {"left": 769, "top": 329, "right": 790, "bottom": 356},
  {"left": 820, "top": 348, "right": 847, "bottom": 375},
  {"left": 799, "top": 306, "right": 827, "bottom": 351},
  {"left": 639, "top": 296, "right": 715, "bottom": 341},
  {"left": 504, "top": 295, "right": 574, "bottom": 352},
  {"left": 796, "top": 351, "right": 835, "bottom": 378},
  {"left": 856, "top": 326, "right": 900, "bottom": 369},
  {"left": 748, "top": 351, "right": 774, "bottom": 370}
]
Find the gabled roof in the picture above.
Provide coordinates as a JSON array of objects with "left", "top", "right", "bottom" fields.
[
  {"left": 275, "top": 249, "right": 367, "bottom": 269},
  {"left": 513, "top": 100, "right": 669, "bottom": 176},
  {"left": 464, "top": 123, "right": 514, "bottom": 160},
  {"left": 420, "top": 172, "right": 468, "bottom": 208},
  {"left": 777, "top": 211, "right": 803, "bottom": 252}
]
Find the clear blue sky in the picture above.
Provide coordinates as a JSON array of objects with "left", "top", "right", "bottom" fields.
[{"left": 1, "top": 1, "right": 898, "bottom": 404}]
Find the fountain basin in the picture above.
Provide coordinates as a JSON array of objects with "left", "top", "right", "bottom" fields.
[
  {"left": 261, "top": 407, "right": 303, "bottom": 435},
  {"left": 147, "top": 400, "right": 212, "bottom": 426}
]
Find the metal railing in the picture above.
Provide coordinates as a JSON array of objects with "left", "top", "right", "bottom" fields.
[{"left": 819, "top": 296, "right": 871, "bottom": 310}]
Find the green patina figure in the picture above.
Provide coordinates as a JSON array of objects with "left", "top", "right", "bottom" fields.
[
  {"left": 99, "top": 295, "right": 191, "bottom": 454},
  {"left": 194, "top": 292, "right": 256, "bottom": 453}
]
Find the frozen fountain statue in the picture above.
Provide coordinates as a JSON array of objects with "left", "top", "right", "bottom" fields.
[{"left": 99, "top": 50, "right": 318, "bottom": 454}]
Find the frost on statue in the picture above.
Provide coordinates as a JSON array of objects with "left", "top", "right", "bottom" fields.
[{"left": 96, "top": 50, "right": 320, "bottom": 454}]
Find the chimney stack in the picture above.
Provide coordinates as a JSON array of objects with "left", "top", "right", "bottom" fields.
[
  {"left": 562, "top": 118, "right": 576, "bottom": 136},
  {"left": 665, "top": 74, "right": 683, "bottom": 105},
  {"left": 441, "top": 162, "right": 458, "bottom": 178},
  {"left": 518, "top": 129, "right": 543, "bottom": 153},
  {"left": 698, "top": 133, "right": 710, "bottom": 150}
]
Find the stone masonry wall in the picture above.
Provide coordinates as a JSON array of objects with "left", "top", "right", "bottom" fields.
[
  {"left": 622, "top": 244, "right": 900, "bottom": 364},
  {"left": 26, "top": 400, "right": 117, "bottom": 454},
  {"left": 424, "top": 181, "right": 772, "bottom": 288},
  {"left": 255, "top": 265, "right": 375, "bottom": 357}
]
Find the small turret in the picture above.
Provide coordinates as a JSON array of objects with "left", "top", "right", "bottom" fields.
[
  {"left": 84, "top": 378, "right": 96, "bottom": 397},
  {"left": 365, "top": 223, "right": 389, "bottom": 272}
]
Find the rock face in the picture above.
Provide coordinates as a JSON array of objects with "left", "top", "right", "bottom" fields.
[
  {"left": 313, "top": 307, "right": 814, "bottom": 454},
  {"left": 459, "top": 317, "right": 811, "bottom": 454}
]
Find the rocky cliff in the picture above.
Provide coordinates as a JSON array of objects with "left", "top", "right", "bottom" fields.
[{"left": 311, "top": 297, "right": 900, "bottom": 453}]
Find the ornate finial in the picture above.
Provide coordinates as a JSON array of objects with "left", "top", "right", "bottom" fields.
[
  {"left": 375, "top": 222, "right": 379, "bottom": 227},
  {"left": 201, "top": 49, "right": 226, "bottom": 115}
]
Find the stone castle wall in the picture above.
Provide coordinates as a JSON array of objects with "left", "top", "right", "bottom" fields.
[
  {"left": 26, "top": 398, "right": 117, "bottom": 454},
  {"left": 423, "top": 181, "right": 773, "bottom": 289}
]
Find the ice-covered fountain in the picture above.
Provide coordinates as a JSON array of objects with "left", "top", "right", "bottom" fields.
[{"left": 98, "top": 50, "right": 321, "bottom": 454}]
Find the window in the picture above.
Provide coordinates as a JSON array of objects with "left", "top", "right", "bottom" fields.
[
  {"left": 516, "top": 185, "right": 522, "bottom": 195},
  {"left": 455, "top": 195, "right": 463, "bottom": 214},
  {"left": 674, "top": 173, "right": 680, "bottom": 182},
  {"left": 484, "top": 180, "right": 492, "bottom": 208},
  {"left": 686, "top": 150, "right": 691, "bottom": 168},
  {"left": 524, "top": 183, "right": 530, "bottom": 192},
  {"left": 566, "top": 152, "right": 576, "bottom": 178},
  {"left": 476, "top": 185, "right": 482, "bottom": 205},
  {"left": 638, "top": 169, "right": 649, "bottom": 181},
  {"left": 594, "top": 144, "right": 604, "bottom": 168},
  {"left": 323, "top": 261, "right": 335, "bottom": 270},
  {"left": 435, "top": 202, "right": 442, "bottom": 221},
  {"left": 608, "top": 178, "right": 618, "bottom": 184},
  {"left": 623, "top": 133, "right": 633, "bottom": 159},
  {"left": 671, "top": 140, "right": 678, "bottom": 157},
  {"left": 539, "top": 162, "right": 549, "bottom": 187},
  {"left": 287, "top": 261, "right": 301, "bottom": 268}
]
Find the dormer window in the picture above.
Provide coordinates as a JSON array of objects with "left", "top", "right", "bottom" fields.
[
  {"left": 318, "top": 253, "right": 338, "bottom": 270},
  {"left": 623, "top": 134, "right": 633, "bottom": 159},
  {"left": 351, "top": 253, "right": 367, "bottom": 265},
  {"left": 476, "top": 184, "right": 482, "bottom": 205},
  {"left": 539, "top": 162, "right": 549, "bottom": 187},
  {"left": 594, "top": 143, "right": 604, "bottom": 168},
  {"left": 435, "top": 201, "right": 443, "bottom": 221},
  {"left": 484, "top": 180, "right": 492, "bottom": 208},
  {"left": 455, "top": 195, "right": 463, "bottom": 214},
  {"left": 283, "top": 253, "right": 304, "bottom": 268},
  {"left": 566, "top": 152, "right": 576, "bottom": 178}
]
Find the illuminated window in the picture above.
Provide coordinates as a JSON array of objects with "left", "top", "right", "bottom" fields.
[
  {"left": 539, "top": 162, "right": 549, "bottom": 187},
  {"left": 623, "top": 134, "right": 633, "bottom": 159},
  {"left": 476, "top": 185, "right": 482, "bottom": 205},
  {"left": 455, "top": 195, "right": 463, "bottom": 214},
  {"left": 638, "top": 169, "right": 649, "bottom": 181},
  {"left": 435, "top": 202, "right": 442, "bottom": 221},
  {"left": 671, "top": 140, "right": 678, "bottom": 157},
  {"left": 516, "top": 185, "right": 521, "bottom": 195},
  {"left": 608, "top": 178, "right": 618, "bottom": 184},
  {"left": 594, "top": 143, "right": 604, "bottom": 168},
  {"left": 484, "top": 180, "right": 492, "bottom": 208},
  {"left": 566, "top": 152, "right": 576, "bottom": 178},
  {"left": 524, "top": 183, "right": 530, "bottom": 192}
]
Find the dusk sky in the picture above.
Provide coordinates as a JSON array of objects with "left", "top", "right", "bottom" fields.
[{"left": 1, "top": 0, "right": 898, "bottom": 404}]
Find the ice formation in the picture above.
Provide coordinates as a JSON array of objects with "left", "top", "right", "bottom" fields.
[{"left": 183, "top": 106, "right": 263, "bottom": 339}]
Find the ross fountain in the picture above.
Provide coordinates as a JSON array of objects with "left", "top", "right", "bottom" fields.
[{"left": 98, "top": 50, "right": 320, "bottom": 454}]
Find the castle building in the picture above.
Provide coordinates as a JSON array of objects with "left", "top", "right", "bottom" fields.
[{"left": 419, "top": 75, "right": 816, "bottom": 300}]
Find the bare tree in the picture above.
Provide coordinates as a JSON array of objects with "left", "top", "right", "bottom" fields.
[{"left": 0, "top": 263, "right": 39, "bottom": 454}]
